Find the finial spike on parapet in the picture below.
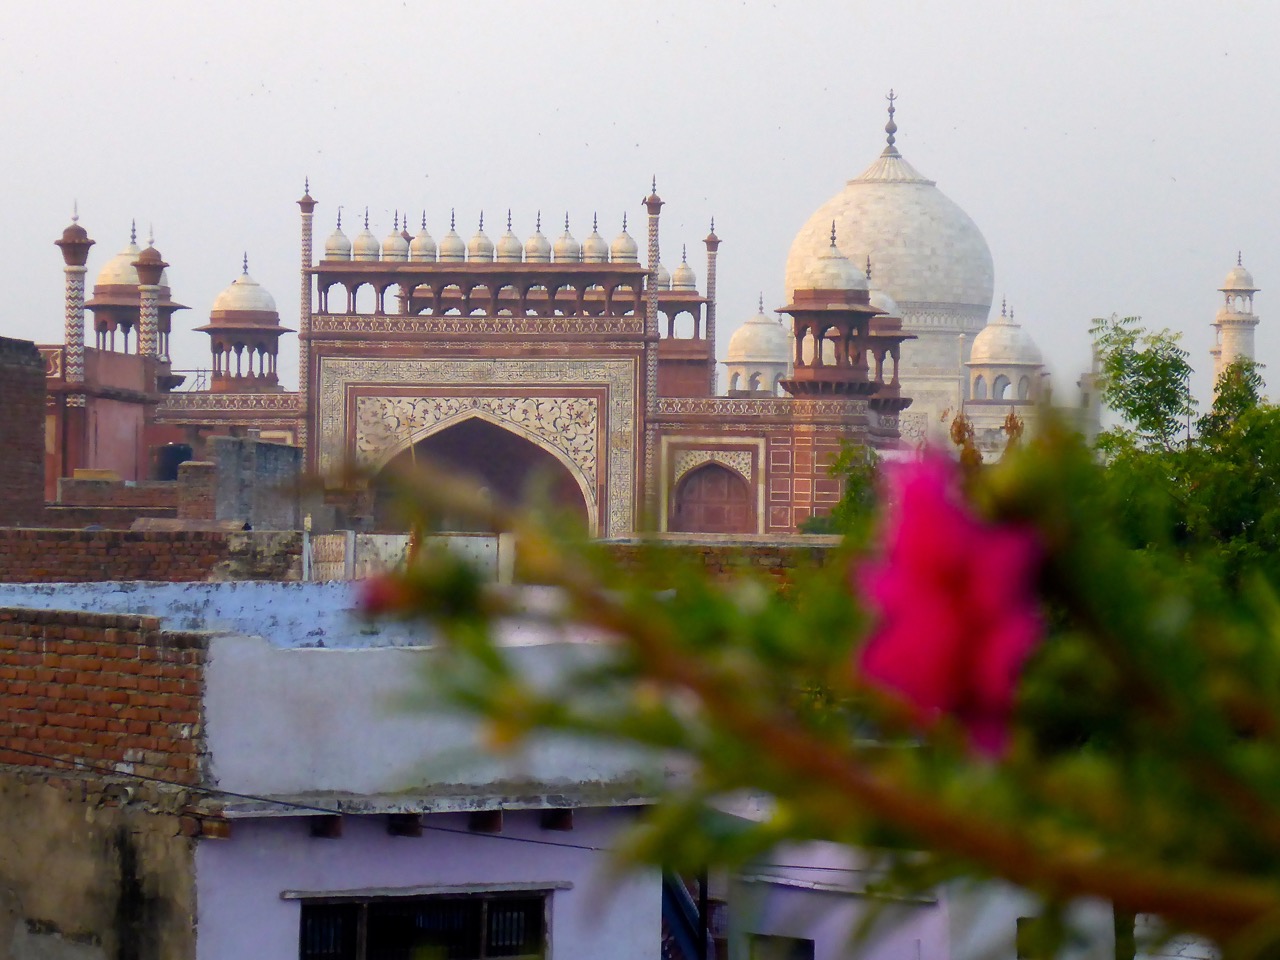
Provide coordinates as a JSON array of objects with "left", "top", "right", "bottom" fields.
[
  {"left": 130, "top": 219, "right": 137, "bottom": 244},
  {"left": 885, "top": 89, "right": 898, "bottom": 149},
  {"left": 242, "top": 252, "right": 249, "bottom": 274}
]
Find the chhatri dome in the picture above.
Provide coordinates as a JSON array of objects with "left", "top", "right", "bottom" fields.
[
  {"left": 726, "top": 296, "right": 790, "bottom": 364},
  {"left": 969, "top": 298, "right": 1042, "bottom": 367},
  {"left": 210, "top": 256, "right": 278, "bottom": 314},
  {"left": 784, "top": 92, "right": 993, "bottom": 316}
]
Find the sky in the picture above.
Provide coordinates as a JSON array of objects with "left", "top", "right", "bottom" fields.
[{"left": 3, "top": 0, "right": 1277, "bottom": 406}]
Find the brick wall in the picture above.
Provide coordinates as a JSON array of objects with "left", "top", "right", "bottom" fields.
[
  {"left": 0, "top": 529, "right": 303, "bottom": 583},
  {"left": 56, "top": 477, "right": 181, "bottom": 509},
  {"left": 43, "top": 504, "right": 179, "bottom": 530},
  {"left": 0, "top": 338, "right": 46, "bottom": 526},
  {"left": 0, "top": 608, "right": 207, "bottom": 785},
  {"left": 600, "top": 537, "right": 842, "bottom": 586},
  {"left": 177, "top": 460, "right": 216, "bottom": 520}
]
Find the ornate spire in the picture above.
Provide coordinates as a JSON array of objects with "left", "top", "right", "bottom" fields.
[
  {"left": 681, "top": 243, "right": 687, "bottom": 263},
  {"left": 479, "top": 211, "right": 484, "bottom": 231},
  {"left": 1239, "top": 250, "right": 1244, "bottom": 267},
  {"left": 147, "top": 224, "right": 155, "bottom": 246},
  {"left": 564, "top": 212, "right": 570, "bottom": 232},
  {"left": 363, "top": 207, "right": 369, "bottom": 229},
  {"left": 622, "top": 212, "right": 628, "bottom": 231},
  {"left": 130, "top": 219, "right": 137, "bottom": 245},
  {"left": 829, "top": 221, "right": 838, "bottom": 248},
  {"left": 421, "top": 211, "right": 427, "bottom": 229},
  {"left": 866, "top": 255, "right": 872, "bottom": 281},
  {"left": 393, "top": 210, "right": 399, "bottom": 231},
  {"left": 758, "top": 292, "right": 764, "bottom": 313},
  {"left": 1001, "top": 296, "right": 1007, "bottom": 318},
  {"left": 710, "top": 216, "right": 715, "bottom": 233},
  {"left": 71, "top": 200, "right": 79, "bottom": 223},
  {"left": 450, "top": 208, "right": 456, "bottom": 230},
  {"left": 593, "top": 212, "right": 598, "bottom": 231},
  {"left": 304, "top": 176, "right": 310, "bottom": 195},
  {"left": 535, "top": 210, "right": 542, "bottom": 232},
  {"left": 884, "top": 89, "right": 898, "bottom": 154},
  {"left": 507, "top": 209, "right": 512, "bottom": 230},
  {"left": 336, "top": 208, "right": 343, "bottom": 229},
  {"left": 1010, "top": 305, "right": 1015, "bottom": 321}
]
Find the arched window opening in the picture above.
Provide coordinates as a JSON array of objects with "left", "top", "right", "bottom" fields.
[
  {"left": 973, "top": 375, "right": 988, "bottom": 400},
  {"left": 993, "top": 375, "right": 1011, "bottom": 401},
  {"left": 1018, "top": 376, "right": 1031, "bottom": 401}
]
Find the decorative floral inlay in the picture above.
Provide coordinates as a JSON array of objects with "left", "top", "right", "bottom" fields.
[{"left": 672, "top": 449, "right": 753, "bottom": 485}]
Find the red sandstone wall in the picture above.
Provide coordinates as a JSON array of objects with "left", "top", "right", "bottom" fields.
[
  {"left": 0, "top": 339, "right": 47, "bottom": 527},
  {"left": 56, "top": 478, "right": 180, "bottom": 509},
  {"left": 0, "top": 609, "right": 206, "bottom": 785}
]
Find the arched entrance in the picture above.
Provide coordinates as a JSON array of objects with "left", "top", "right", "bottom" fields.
[
  {"left": 373, "top": 417, "right": 592, "bottom": 533},
  {"left": 669, "top": 463, "right": 755, "bottom": 534}
]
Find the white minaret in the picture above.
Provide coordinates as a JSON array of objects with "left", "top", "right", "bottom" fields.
[{"left": 1212, "top": 252, "right": 1260, "bottom": 385}]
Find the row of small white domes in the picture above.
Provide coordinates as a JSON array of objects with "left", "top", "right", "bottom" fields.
[{"left": 322, "top": 210, "right": 698, "bottom": 290}]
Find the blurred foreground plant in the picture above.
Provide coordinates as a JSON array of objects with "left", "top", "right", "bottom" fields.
[{"left": 365, "top": 416, "right": 1280, "bottom": 957}]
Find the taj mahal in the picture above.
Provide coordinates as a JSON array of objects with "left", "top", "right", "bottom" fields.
[{"left": 37, "top": 95, "right": 1258, "bottom": 534}]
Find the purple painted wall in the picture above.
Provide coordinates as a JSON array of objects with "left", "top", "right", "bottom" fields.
[{"left": 195, "top": 808, "right": 660, "bottom": 960}]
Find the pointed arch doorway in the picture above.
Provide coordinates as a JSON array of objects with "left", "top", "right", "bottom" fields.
[
  {"left": 669, "top": 462, "right": 755, "bottom": 534},
  {"left": 373, "top": 416, "right": 593, "bottom": 533}
]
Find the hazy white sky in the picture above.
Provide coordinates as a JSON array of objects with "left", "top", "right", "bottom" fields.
[{"left": 3, "top": 0, "right": 1276, "bottom": 405}]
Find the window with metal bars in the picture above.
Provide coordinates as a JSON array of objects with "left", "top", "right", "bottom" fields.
[{"left": 300, "top": 894, "right": 547, "bottom": 960}]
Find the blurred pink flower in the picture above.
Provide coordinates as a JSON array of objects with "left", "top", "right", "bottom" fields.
[{"left": 855, "top": 455, "right": 1042, "bottom": 756}]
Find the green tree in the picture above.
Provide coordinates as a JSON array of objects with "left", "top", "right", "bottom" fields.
[{"left": 1089, "top": 314, "right": 1196, "bottom": 454}]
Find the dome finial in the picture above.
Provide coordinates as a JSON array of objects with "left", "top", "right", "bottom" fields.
[
  {"left": 1010, "top": 304, "right": 1015, "bottom": 321},
  {"left": 830, "top": 221, "right": 838, "bottom": 248},
  {"left": 363, "top": 207, "right": 369, "bottom": 230},
  {"left": 1238, "top": 250, "right": 1243, "bottom": 267},
  {"left": 450, "top": 208, "right": 456, "bottom": 230},
  {"left": 242, "top": 252, "right": 249, "bottom": 275},
  {"left": 593, "top": 212, "right": 598, "bottom": 231},
  {"left": 479, "top": 211, "right": 484, "bottom": 231},
  {"left": 507, "top": 209, "right": 512, "bottom": 230},
  {"left": 758, "top": 292, "right": 764, "bottom": 313},
  {"left": 147, "top": 223, "right": 154, "bottom": 246},
  {"left": 304, "top": 176, "right": 310, "bottom": 195},
  {"left": 130, "top": 219, "right": 137, "bottom": 245},
  {"left": 564, "top": 212, "right": 570, "bottom": 232},
  {"left": 622, "top": 212, "right": 628, "bottom": 230},
  {"left": 885, "top": 89, "right": 898, "bottom": 150},
  {"left": 393, "top": 210, "right": 399, "bottom": 231},
  {"left": 71, "top": 200, "right": 79, "bottom": 223},
  {"left": 1001, "top": 296, "right": 1007, "bottom": 318},
  {"left": 336, "top": 207, "right": 343, "bottom": 229},
  {"left": 651, "top": 175, "right": 657, "bottom": 193},
  {"left": 536, "top": 210, "right": 542, "bottom": 231},
  {"left": 866, "top": 255, "right": 872, "bottom": 281}
]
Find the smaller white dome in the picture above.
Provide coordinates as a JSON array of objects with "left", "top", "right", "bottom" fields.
[
  {"left": 969, "top": 302, "right": 1043, "bottom": 366},
  {"left": 654, "top": 262, "right": 671, "bottom": 290},
  {"left": 495, "top": 212, "right": 522, "bottom": 263},
  {"left": 438, "top": 211, "right": 466, "bottom": 262},
  {"left": 382, "top": 214, "right": 409, "bottom": 262},
  {"left": 525, "top": 215, "right": 551, "bottom": 262},
  {"left": 324, "top": 217, "right": 352, "bottom": 261},
  {"left": 671, "top": 246, "right": 697, "bottom": 291},
  {"left": 794, "top": 226, "right": 866, "bottom": 292},
  {"left": 352, "top": 210, "right": 380, "bottom": 262},
  {"left": 611, "top": 215, "right": 639, "bottom": 262},
  {"left": 468, "top": 214, "right": 495, "bottom": 262},
  {"left": 582, "top": 215, "right": 608, "bottom": 263},
  {"left": 726, "top": 298, "right": 790, "bottom": 363},
  {"left": 409, "top": 215, "right": 436, "bottom": 262},
  {"left": 95, "top": 239, "right": 142, "bottom": 287},
  {"left": 553, "top": 216, "right": 581, "bottom": 262},
  {"left": 869, "top": 288, "right": 899, "bottom": 317},
  {"left": 1223, "top": 255, "right": 1256, "bottom": 291},
  {"left": 212, "top": 260, "right": 277, "bottom": 314}
]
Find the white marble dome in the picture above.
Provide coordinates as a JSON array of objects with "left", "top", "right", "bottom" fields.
[
  {"left": 969, "top": 306, "right": 1042, "bottom": 366},
  {"left": 784, "top": 146, "right": 993, "bottom": 322},
  {"left": 793, "top": 232, "right": 866, "bottom": 292},
  {"left": 212, "top": 264, "right": 277, "bottom": 314},
  {"left": 1223, "top": 257, "right": 1256, "bottom": 291},
  {"left": 671, "top": 248, "right": 697, "bottom": 291},
  {"left": 438, "top": 213, "right": 466, "bottom": 262},
  {"left": 95, "top": 239, "right": 142, "bottom": 286},
  {"left": 324, "top": 220, "right": 352, "bottom": 261},
  {"left": 727, "top": 304, "right": 790, "bottom": 363},
  {"left": 409, "top": 217, "right": 436, "bottom": 262},
  {"left": 611, "top": 217, "right": 639, "bottom": 262},
  {"left": 582, "top": 217, "right": 608, "bottom": 263},
  {"left": 382, "top": 218, "right": 409, "bottom": 262},
  {"left": 869, "top": 288, "right": 900, "bottom": 316},
  {"left": 467, "top": 216, "right": 495, "bottom": 262},
  {"left": 352, "top": 212, "right": 380, "bottom": 262},
  {"left": 553, "top": 217, "right": 581, "bottom": 262},
  {"left": 653, "top": 262, "right": 671, "bottom": 290},
  {"left": 495, "top": 213, "right": 522, "bottom": 263}
]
